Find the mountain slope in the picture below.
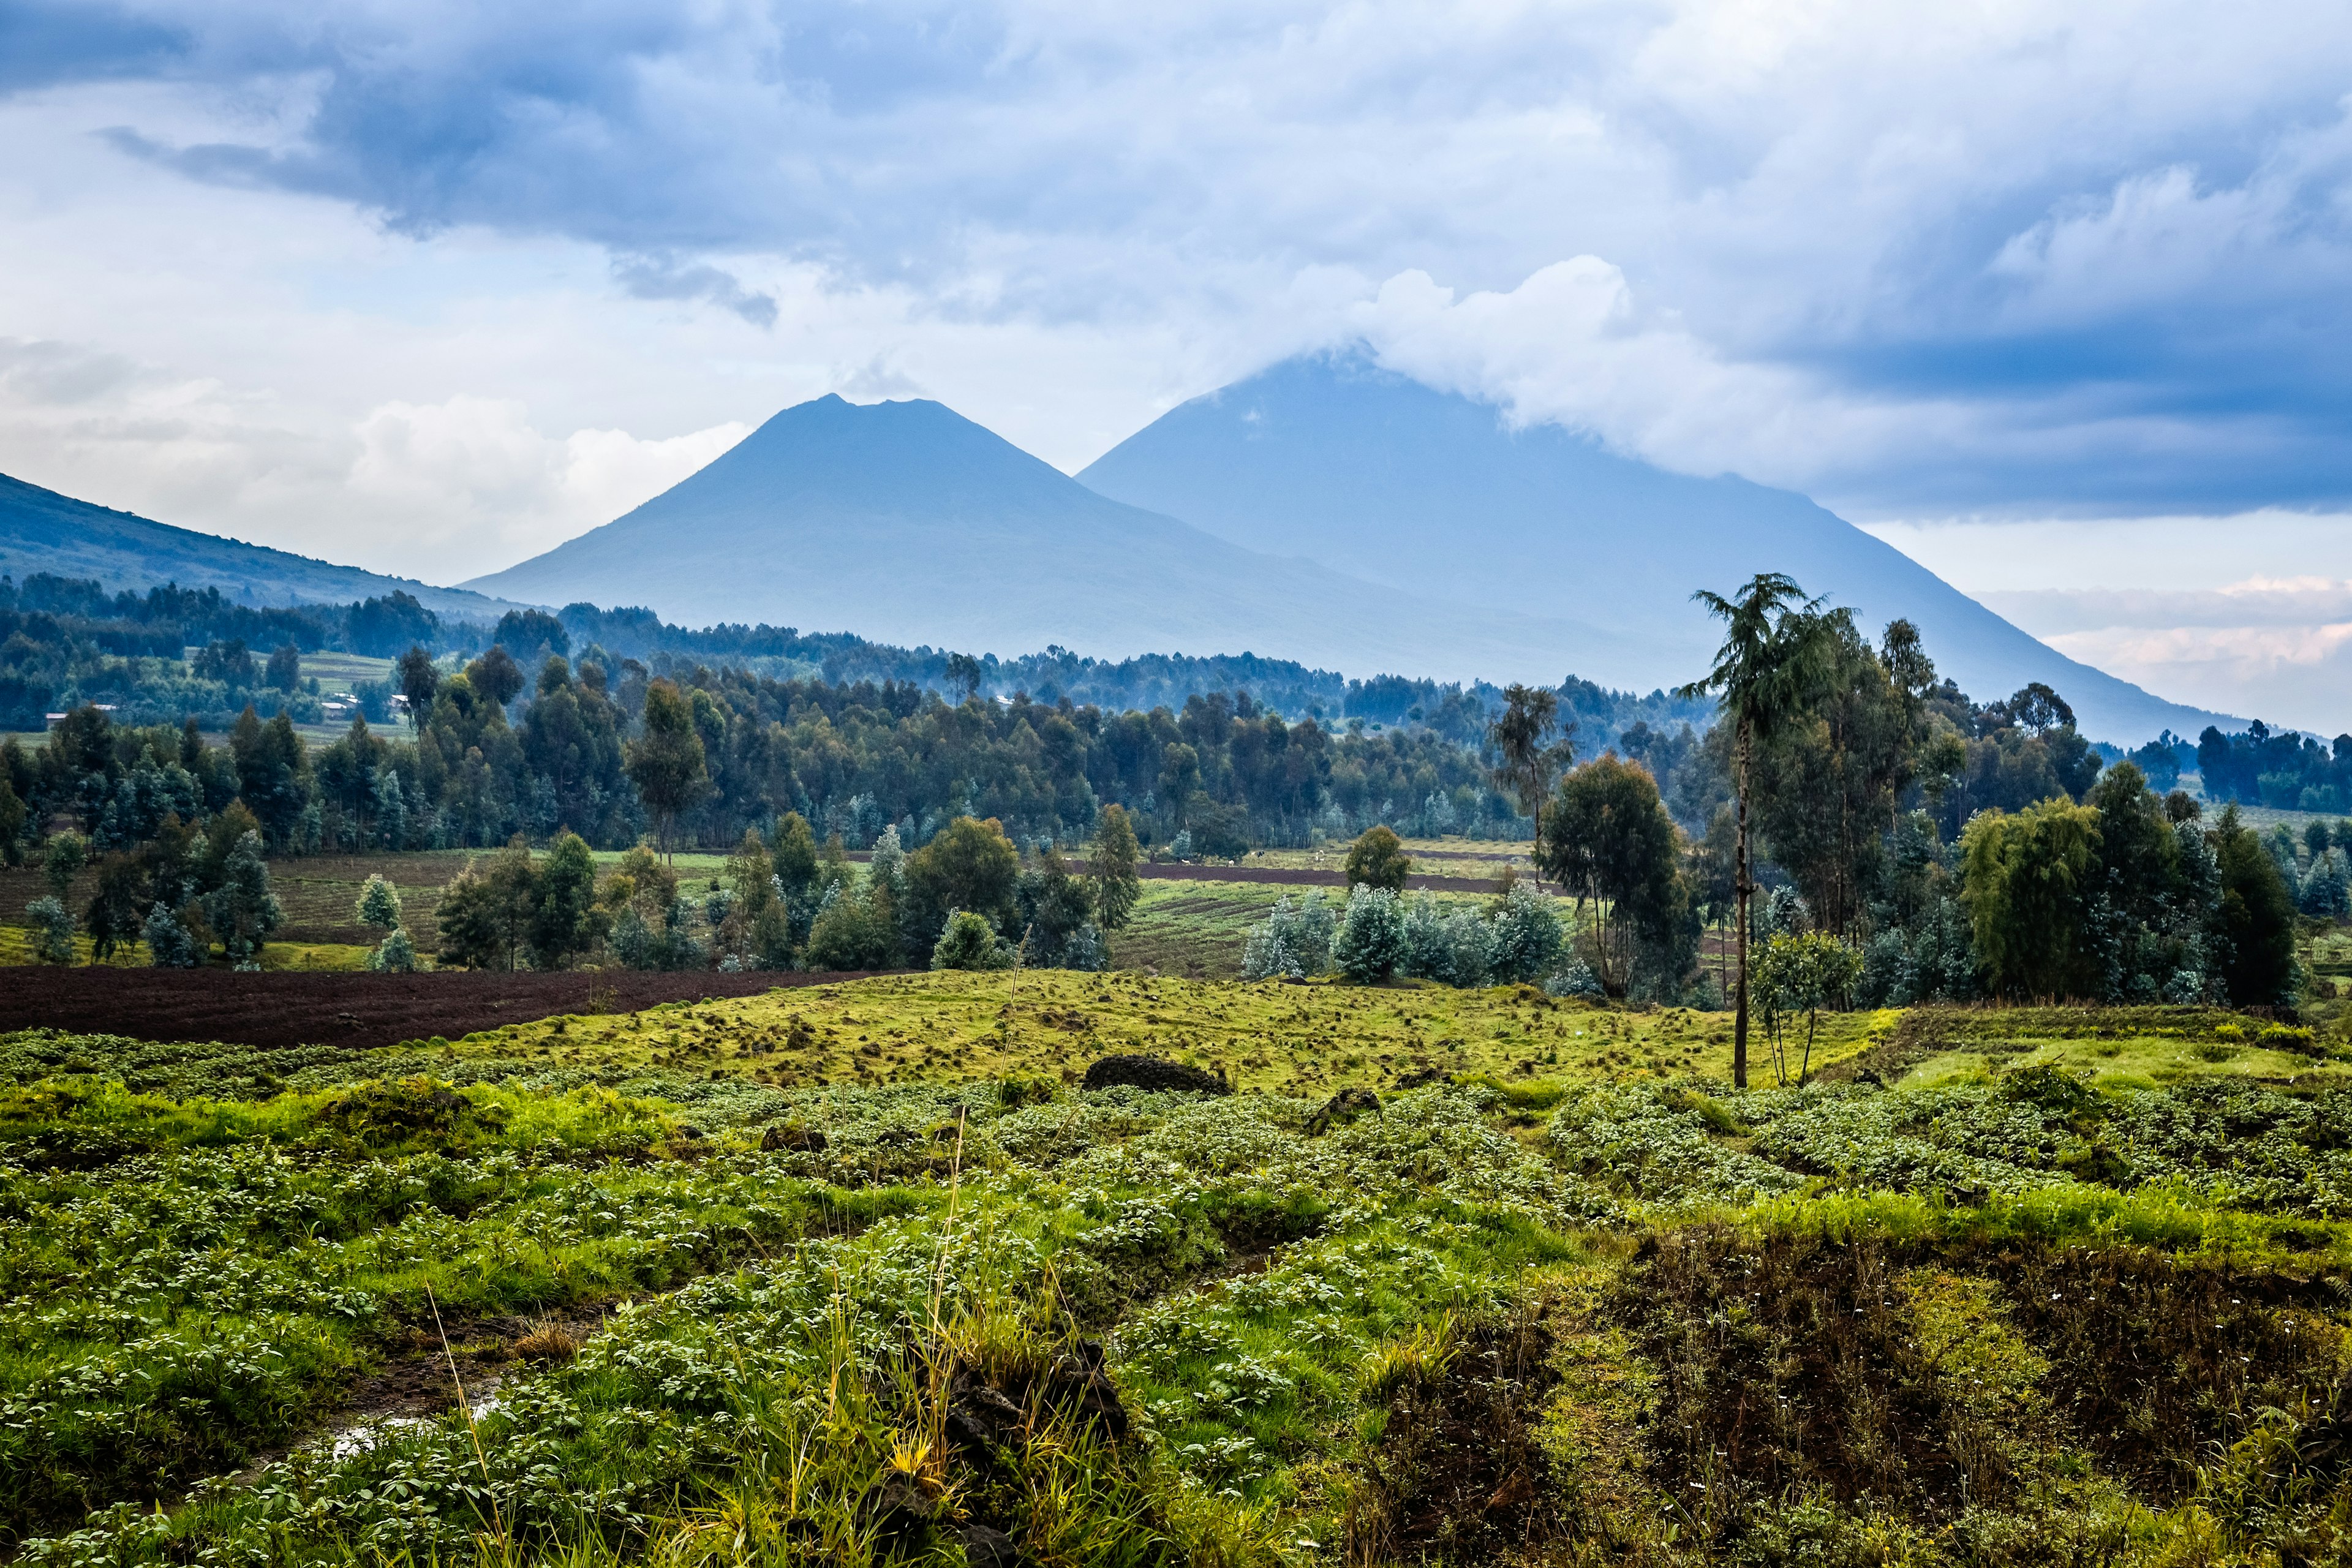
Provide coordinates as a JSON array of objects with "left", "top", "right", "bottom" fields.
[
  {"left": 1079, "top": 354, "right": 2230, "bottom": 742},
  {"left": 0, "top": 472, "right": 518, "bottom": 620},
  {"left": 465, "top": 394, "right": 1678, "bottom": 684}
]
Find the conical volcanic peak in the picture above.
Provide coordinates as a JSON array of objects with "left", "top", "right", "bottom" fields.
[
  {"left": 465, "top": 391, "right": 1659, "bottom": 685},
  {"left": 1079, "top": 352, "right": 2227, "bottom": 741}
]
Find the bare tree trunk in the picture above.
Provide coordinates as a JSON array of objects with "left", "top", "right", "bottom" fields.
[{"left": 1734, "top": 722, "right": 1752, "bottom": 1091}]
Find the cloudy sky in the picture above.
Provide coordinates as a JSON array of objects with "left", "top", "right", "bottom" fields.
[{"left": 6, "top": 0, "right": 2352, "bottom": 728}]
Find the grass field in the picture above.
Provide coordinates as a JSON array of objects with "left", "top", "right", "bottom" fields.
[
  {"left": 1238, "top": 835, "right": 1534, "bottom": 876},
  {"left": 0, "top": 849, "right": 1547, "bottom": 979},
  {"left": 421, "top": 968, "right": 1894, "bottom": 1095},
  {"left": 8, "top": 985, "right": 2352, "bottom": 1566},
  {"left": 295, "top": 650, "right": 398, "bottom": 690},
  {"left": 1107, "top": 880, "right": 1312, "bottom": 978}
]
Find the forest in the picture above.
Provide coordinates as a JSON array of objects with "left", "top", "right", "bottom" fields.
[{"left": 0, "top": 571, "right": 1708, "bottom": 742}]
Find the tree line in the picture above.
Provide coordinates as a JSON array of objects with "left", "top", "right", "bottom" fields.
[
  {"left": 1233, "top": 578, "right": 2309, "bottom": 1096},
  {"left": 15, "top": 644, "right": 1569, "bottom": 867},
  {"left": 428, "top": 806, "right": 1144, "bottom": 979},
  {"left": 9, "top": 569, "right": 2323, "bottom": 1005},
  {"left": 1665, "top": 581, "right": 2305, "bottom": 1090}
]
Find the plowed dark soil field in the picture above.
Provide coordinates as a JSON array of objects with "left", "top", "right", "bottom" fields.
[{"left": 0, "top": 968, "right": 883, "bottom": 1050}]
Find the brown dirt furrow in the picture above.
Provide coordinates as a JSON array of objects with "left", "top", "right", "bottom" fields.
[
  {"left": 1126, "top": 862, "right": 1512, "bottom": 894},
  {"left": 0, "top": 968, "right": 891, "bottom": 1050}
]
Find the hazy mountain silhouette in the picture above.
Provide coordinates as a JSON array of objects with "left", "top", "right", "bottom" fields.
[
  {"left": 465, "top": 393, "right": 1676, "bottom": 682},
  {"left": 1080, "top": 353, "right": 2228, "bottom": 741},
  {"left": 0, "top": 472, "right": 517, "bottom": 619}
]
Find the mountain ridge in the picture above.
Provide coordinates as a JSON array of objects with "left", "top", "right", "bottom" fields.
[
  {"left": 0, "top": 471, "right": 522, "bottom": 620},
  {"left": 1078, "top": 353, "right": 2232, "bottom": 742},
  {"left": 462, "top": 393, "right": 1683, "bottom": 685}
]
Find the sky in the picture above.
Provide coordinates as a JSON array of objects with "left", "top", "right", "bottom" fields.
[{"left": 4, "top": 0, "right": 2352, "bottom": 729}]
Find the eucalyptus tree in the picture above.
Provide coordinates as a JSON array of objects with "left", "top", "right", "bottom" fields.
[
  {"left": 1488, "top": 684, "right": 1573, "bottom": 882},
  {"left": 1678, "top": 573, "right": 1830, "bottom": 1088}
]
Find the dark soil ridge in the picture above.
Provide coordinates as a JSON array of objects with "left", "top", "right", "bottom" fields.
[
  {"left": 1125, "top": 862, "right": 1513, "bottom": 894},
  {"left": 0, "top": 968, "right": 892, "bottom": 1052}
]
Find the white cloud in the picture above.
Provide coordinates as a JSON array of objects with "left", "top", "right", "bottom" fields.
[
  {"left": 11, "top": 0, "right": 2352, "bottom": 725},
  {"left": 1346, "top": 259, "right": 1945, "bottom": 490},
  {"left": 2042, "top": 621, "right": 2352, "bottom": 736}
]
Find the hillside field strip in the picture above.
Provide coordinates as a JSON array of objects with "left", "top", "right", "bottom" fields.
[{"left": 9, "top": 976, "right": 2352, "bottom": 1564}]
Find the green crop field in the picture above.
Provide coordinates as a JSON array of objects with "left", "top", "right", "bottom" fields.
[{"left": 9, "top": 976, "right": 2352, "bottom": 1566}]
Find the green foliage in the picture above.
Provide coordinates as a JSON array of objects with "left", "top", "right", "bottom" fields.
[
  {"left": 931, "top": 908, "right": 1015, "bottom": 971},
  {"left": 1014, "top": 846, "right": 1098, "bottom": 968},
  {"left": 905, "top": 814, "right": 1020, "bottom": 947},
  {"left": 1091, "top": 804, "right": 1143, "bottom": 932},
  {"left": 625, "top": 678, "right": 708, "bottom": 856},
  {"left": 1333, "top": 884, "right": 1405, "bottom": 982},
  {"left": 432, "top": 837, "right": 539, "bottom": 971},
  {"left": 197, "top": 829, "right": 281, "bottom": 966},
  {"left": 83, "top": 852, "right": 146, "bottom": 960},
  {"left": 529, "top": 827, "right": 603, "bottom": 968},
  {"left": 1752, "top": 929, "right": 1865, "bottom": 1084},
  {"left": 769, "top": 809, "right": 819, "bottom": 895},
  {"left": 804, "top": 869, "right": 903, "bottom": 971},
  {"left": 1487, "top": 683, "right": 1573, "bottom": 851},
  {"left": 352, "top": 871, "right": 402, "bottom": 930},
  {"left": 1961, "top": 796, "right": 2102, "bottom": 1000},
  {"left": 2213, "top": 804, "right": 2300, "bottom": 1006},
  {"left": 1483, "top": 879, "right": 1566, "bottom": 984},
  {"left": 14, "top": 993, "right": 2352, "bottom": 1565},
  {"left": 141, "top": 902, "right": 198, "bottom": 968},
  {"left": 364, "top": 927, "right": 418, "bottom": 972},
  {"left": 23, "top": 895, "right": 72, "bottom": 965},
  {"left": 263, "top": 641, "right": 300, "bottom": 693},
  {"left": 1398, "top": 889, "right": 1491, "bottom": 986},
  {"left": 1240, "top": 891, "right": 1337, "bottom": 980},
  {"left": 1747, "top": 610, "right": 1915, "bottom": 935},
  {"left": 42, "top": 831, "right": 86, "bottom": 900},
  {"left": 1542, "top": 753, "right": 1687, "bottom": 995},
  {"left": 1343, "top": 823, "right": 1411, "bottom": 891}
]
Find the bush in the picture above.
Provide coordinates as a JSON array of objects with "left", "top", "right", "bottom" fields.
[
  {"left": 1345, "top": 825, "right": 1412, "bottom": 891},
  {"left": 1400, "top": 892, "right": 1487, "bottom": 986},
  {"left": 367, "top": 929, "right": 419, "bottom": 973},
  {"left": 1546, "top": 960, "right": 1604, "bottom": 1000},
  {"left": 1242, "top": 892, "right": 1336, "bottom": 979},
  {"left": 2258, "top": 1021, "right": 2320, "bottom": 1055},
  {"left": 1335, "top": 885, "right": 1405, "bottom": 983},
  {"left": 141, "top": 904, "right": 200, "bottom": 968},
  {"left": 25, "top": 895, "right": 74, "bottom": 964},
  {"left": 353, "top": 873, "right": 402, "bottom": 932},
  {"left": 1484, "top": 881, "right": 1564, "bottom": 984},
  {"left": 1059, "top": 920, "right": 1108, "bottom": 973},
  {"left": 931, "top": 909, "right": 1014, "bottom": 970}
]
